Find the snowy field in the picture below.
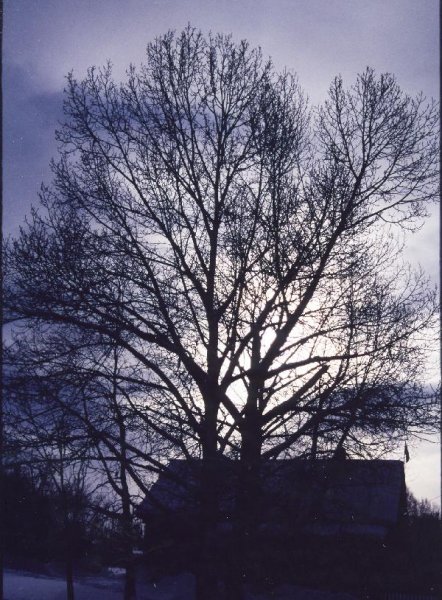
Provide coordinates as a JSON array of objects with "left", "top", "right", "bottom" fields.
[
  {"left": 4, "top": 569, "right": 192, "bottom": 600},
  {"left": 4, "top": 569, "right": 359, "bottom": 600}
]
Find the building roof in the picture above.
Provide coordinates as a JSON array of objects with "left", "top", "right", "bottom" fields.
[{"left": 138, "top": 459, "right": 405, "bottom": 538}]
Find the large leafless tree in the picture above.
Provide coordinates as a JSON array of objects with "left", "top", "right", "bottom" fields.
[{"left": 4, "top": 27, "right": 439, "bottom": 599}]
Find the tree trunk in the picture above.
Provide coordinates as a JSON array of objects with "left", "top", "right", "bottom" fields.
[
  {"left": 62, "top": 489, "right": 75, "bottom": 600},
  {"left": 120, "top": 508, "right": 137, "bottom": 600},
  {"left": 113, "top": 346, "right": 137, "bottom": 600},
  {"left": 65, "top": 549, "right": 75, "bottom": 600},
  {"left": 195, "top": 404, "right": 221, "bottom": 600},
  {"left": 222, "top": 535, "right": 243, "bottom": 600},
  {"left": 124, "top": 562, "right": 137, "bottom": 600},
  {"left": 230, "top": 399, "right": 262, "bottom": 599},
  {"left": 195, "top": 461, "right": 219, "bottom": 599},
  {"left": 119, "top": 508, "right": 137, "bottom": 600}
]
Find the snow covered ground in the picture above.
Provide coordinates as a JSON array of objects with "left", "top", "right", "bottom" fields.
[
  {"left": 5, "top": 570, "right": 115, "bottom": 600},
  {"left": 4, "top": 569, "right": 359, "bottom": 599},
  {"left": 4, "top": 569, "right": 194, "bottom": 600}
]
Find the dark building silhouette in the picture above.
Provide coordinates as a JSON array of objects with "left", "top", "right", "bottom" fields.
[{"left": 138, "top": 459, "right": 406, "bottom": 543}]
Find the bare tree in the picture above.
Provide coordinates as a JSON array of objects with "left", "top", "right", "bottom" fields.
[
  {"left": 5, "top": 326, "right": 175, "bottom": 600},
  {"left": 4, "top": 373, "right": 96, "bottom": 600},
  {"left": 4, "top": 27, "right": 438, "bottom": 599}
]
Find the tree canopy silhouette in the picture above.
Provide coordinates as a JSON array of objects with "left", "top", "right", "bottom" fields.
[{"left": 4, "top": 27, "right": 439, "bottom": 599}]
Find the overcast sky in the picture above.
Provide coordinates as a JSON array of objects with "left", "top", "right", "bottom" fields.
[{"left": 3, "top": 0, "right": 440, "bottom": 504}]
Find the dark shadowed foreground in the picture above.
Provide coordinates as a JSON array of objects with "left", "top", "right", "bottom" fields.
[{"left": 4, "top": 568, "right": 362, "bottom": 600}]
